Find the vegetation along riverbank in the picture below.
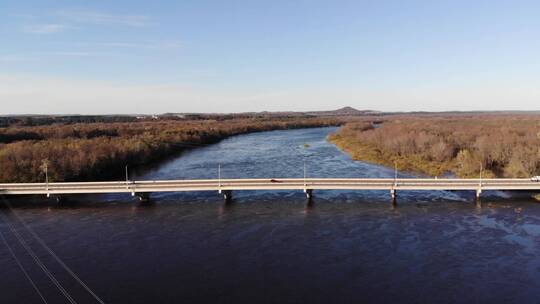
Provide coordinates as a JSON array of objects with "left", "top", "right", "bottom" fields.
[
  {"left": 329, "top": 114, "right": 540, "bottom": 178},
  {"left": 0, "top": 116, "right": 343, "bottom": 183}
]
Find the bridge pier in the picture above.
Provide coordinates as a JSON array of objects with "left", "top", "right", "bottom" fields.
[
  {"left": 390, "top": 189, "right": 397, "bottom": 206},
  {"left": 476, "top": 189, "right": 482, "bottom": 199},
  {"left": 304, "top": 189, "right": 313, "bottom": 200},
  {"left": 50, "top": 195, "right": 66, "bottom": 206},
  {"left": 221, "top": 190, "right": 232, "bottom": 202},
  {"left": 134, "top": 192, "right": 151, "bottom": 203},
  {"left": 476, "top": 197, "right": 482, "bottom": 209}
]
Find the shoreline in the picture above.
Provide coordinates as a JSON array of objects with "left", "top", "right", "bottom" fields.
[
  {"left": 0, "top": 118, "right": 344, "bottom": 183},
  {"left": 328, "top": 132, "right": 455, "bottom": 178}
]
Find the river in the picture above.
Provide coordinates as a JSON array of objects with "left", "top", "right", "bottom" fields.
[{"left": 1, "top": 127, "right": 540, "bottom": 303}]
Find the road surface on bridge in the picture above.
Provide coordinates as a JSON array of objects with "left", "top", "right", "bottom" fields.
[{"left": 1, "top": 178, "right": 539, "bottom": 199}]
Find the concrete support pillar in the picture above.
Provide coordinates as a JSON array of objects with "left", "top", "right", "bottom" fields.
[
  {"left": 52, "top": 195, "right": 65, "bottom": 206},
  {"left": 476, "top": 198, "right": 482, "bottom": 209},
  {"left": 304, "top": 189, "right": 313, "bottom": 200},
  {"left": 221, "top": 190, "right": 232, "bottom": 202},
  {"left": 476, "top": 189, "right": 482, "bottom": 199},
  {"left": 135, "top": 192, "right": 151, "bottom": 203},
  {"left": 390, "top": 189, "right": 397, "bottom": 205},
  {"left": 49, "top": 195, "right": 73, "bottom": 207}
]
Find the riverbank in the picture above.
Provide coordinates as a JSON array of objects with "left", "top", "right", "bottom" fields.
[
  {"left": 0, "top": 117, "right": 343, "bottom": 183},
  {"left": 329, "top": 130, "right": 455, "bottom": 177},
  {"left": 328, "top": 115, "right": 540, "bottom": 178}
]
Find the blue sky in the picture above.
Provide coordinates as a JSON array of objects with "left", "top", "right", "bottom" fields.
[{"left": 1, "top": 0, "right": 540, "bottom": 114}]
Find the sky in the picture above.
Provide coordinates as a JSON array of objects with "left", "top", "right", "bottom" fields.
[{"left": 1, "top": 0, "right": 540, "bottom": 114}]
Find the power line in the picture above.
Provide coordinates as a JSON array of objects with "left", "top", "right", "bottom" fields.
[
  {"left": 0, "top": 211, "right": 78, "bottom": 304},
  {"left": 1, "top": 197, "right": 105, "bottom": 304},
  {"left": 0, "top": 228, "right": 49, "bottom": 304}
]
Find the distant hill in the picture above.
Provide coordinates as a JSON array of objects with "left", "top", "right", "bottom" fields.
[
  {"left": 158, "top": 107, "right": 379, "bottom": 120},
  {"left": 7, "top": 108, "right": 538, "bottom": 127},
  {"left": 306, "top": 107, "right": 380, "bottom": 116}
]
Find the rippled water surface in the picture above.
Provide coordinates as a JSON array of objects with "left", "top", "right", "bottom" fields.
[{"left": 1, "top": 127, "right": 540, "bottom": 303}]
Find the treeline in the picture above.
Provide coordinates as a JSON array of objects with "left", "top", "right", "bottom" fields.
[
  {"left": 0, "top": 113, "right": 315, "bottom": 128},
  {"left": 0, "top": 115, "right": 138, "bottom": 127},
  {"left": 329, "top": 115, "right": 540, "bottom": 178},
  {"left": 0, "top": 117, "right": 340, "bottom": 182}
]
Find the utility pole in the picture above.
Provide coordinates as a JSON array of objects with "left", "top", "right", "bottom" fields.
[
  {"left": 125, "top": 165, "right": 129, "bottom": 190},
  {"left": 304, "top": 160, "right": 307, "bottom": 186},
  {"left": 394, "top": 162, "right": 398, "bottom": 185},
  {"left": 40, "top": 160, "right": 49, "bottom": 192},
  {"left": 477, "top": 162, "right": 484, "bottom": 199},
  {"left": 44, "top": 163, "right": 49, "bottom": 190},
  {"left": 479, "top": 162, "right": 483, "bottom": 186},
  {"left": 218, "top": 164, "right": 221, "bottom": 188}
]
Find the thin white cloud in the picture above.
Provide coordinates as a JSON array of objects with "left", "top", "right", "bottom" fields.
[
  {"left": 1, "top": 52, "right": 111, "bottom": 62},
  {"left": 100, "top": 41, "right": 182, "bottom": 50},
  {"left": 50, "top": 51, "right": 111, "bottom": 57},
  {"left": 11, "top": 13, "right": 37, "bottom": 20},
  {"left": 23, "top": 24, "right": 68, "bottom": 34},
  {"left": 0, "top": 55, "right": 38, "bottom": 62},
  {"left": 56, "top": 9, "right": 152, "bottom": 27}
]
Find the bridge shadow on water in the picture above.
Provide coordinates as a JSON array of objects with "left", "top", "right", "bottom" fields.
[{"left": 1, "top": 189, "right": 538, "bottom": 210}]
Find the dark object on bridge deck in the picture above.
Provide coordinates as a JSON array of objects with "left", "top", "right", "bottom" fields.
[{"left": 270, "top": 179, "right": 283, "bottom": 183}]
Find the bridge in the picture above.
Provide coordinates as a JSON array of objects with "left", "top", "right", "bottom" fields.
[{"left": 1, "top": 178, "right": 539, "bottom": 202}]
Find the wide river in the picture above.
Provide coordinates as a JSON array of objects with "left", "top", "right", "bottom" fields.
[{"left": 2, "top": 127, "right": 540, "bottom": 303}]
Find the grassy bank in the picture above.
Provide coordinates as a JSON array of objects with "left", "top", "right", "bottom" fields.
[
  {"left": 0, "top": 117, "right": 342, "bottom": 183},
  {"left": 329, "top": 115, "right": 540, "bottom": 178}
]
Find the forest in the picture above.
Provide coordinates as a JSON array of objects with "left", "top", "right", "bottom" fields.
[
  {"left": 0, "top": 117, "right": 341, "bottom": 182},
  {"left": 329, "top": 115, "right": 540, "bottom": 178}
]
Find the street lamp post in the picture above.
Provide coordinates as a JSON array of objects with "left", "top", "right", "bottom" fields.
[
  {"left": 44, "top": 163, "right": 49, "bottom": 190},
  {"left": 394, "top": 162, "right": 398, "bottom": 186},
  {"left": 479, "top": 162, "right": 483, "bottom": 186},
  {"left": 125, "top": 165, "right": 130, "bottom": 190},
  {"left": 304, "top": 160, "right": 307, "bottom": 186}
]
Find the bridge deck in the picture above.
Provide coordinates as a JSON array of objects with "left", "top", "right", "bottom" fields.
[{"left": 1, "top": 178, "right": 539, "bottom": 196}]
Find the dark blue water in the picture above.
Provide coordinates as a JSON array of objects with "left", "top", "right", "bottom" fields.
[
  {"left": 1, "top": 127, "right": 539, "bottom": 304},
  {"left": 136, "top": 127, "right": 465, "bottom": 202}
]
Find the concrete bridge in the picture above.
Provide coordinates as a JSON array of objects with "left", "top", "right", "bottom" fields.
[{"left": 1, "top": 178, "right": 539, "bottom": 202}]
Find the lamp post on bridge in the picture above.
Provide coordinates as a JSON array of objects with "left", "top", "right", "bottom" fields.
[
  {"left": 304, "top": 160, "right": 307, "bottom": 186},
  {"left": 44, "top": 163, "right": 48, "bottom": 187},
  {"left": 217, "top": 163, "right": 232, "bottom": 202},
  {"left": 477, "top": 162, "right": 484, "bottom": 199},
  {"left": 391, "top": 161, "right": 398, "bottom": 203},
  {"left": 479, "top": 162, "right": 483, "bottom": 186},
  {"left": 125, "top": 165, "right": 131, "bottom": 191},
  {"left": 40, "top": 160, "right": 49, "bottom": 195}
]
